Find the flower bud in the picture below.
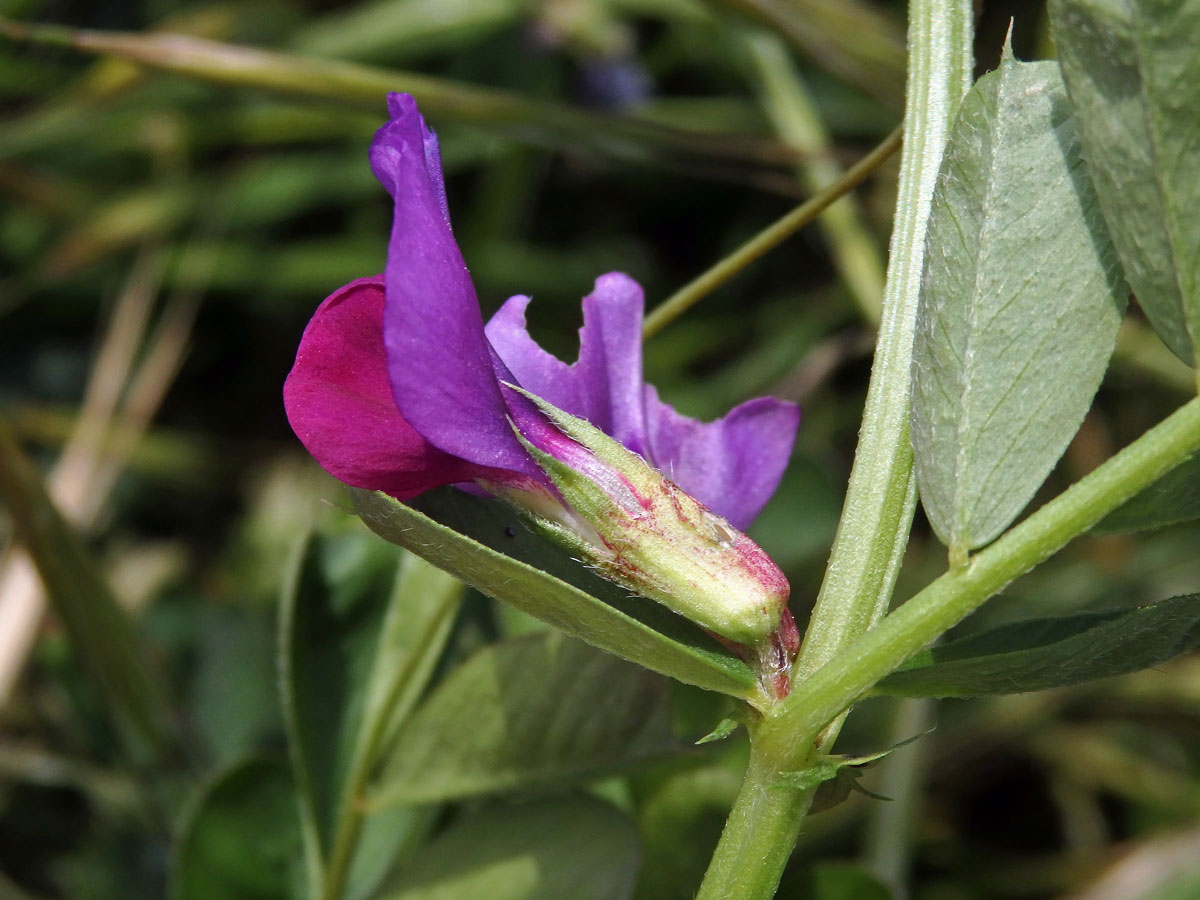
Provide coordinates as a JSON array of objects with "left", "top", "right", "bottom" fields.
[{"left": 494, "top": 386, "right": 791, "bottom": 648}]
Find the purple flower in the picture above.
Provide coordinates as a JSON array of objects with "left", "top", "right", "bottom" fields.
[
  {"left": 284, "top": 93, "right": 798, "bottom": 534},
  {"left": 282, "top": 94, "right": 806, "bottom": 654}
]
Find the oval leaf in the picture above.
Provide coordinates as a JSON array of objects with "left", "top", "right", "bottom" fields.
[
  {"left": 912, "top": 52, "right": 1127, "bottom": 554},
  {"left": 172, "top": 758, "right": 304, "bottom": 900},
  {"left": 1051, "top": 0, "right": 1200, "bottom": 365},
  {"left": 375, "top": 796, "right": 641, "bottom": 900},
  {"left": 350, "top": 487, "right": 757, "bottom": 699},
  {"left": 368, "top": 631, "right": 679, "bottom": 806},
  {"left": 876, "top": 593, "right": 1200, "bottom": 698}
]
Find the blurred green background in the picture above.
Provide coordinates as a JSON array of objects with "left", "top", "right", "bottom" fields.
[{"left": 2, "top": 0, "right": 1200, "bottom": 898}]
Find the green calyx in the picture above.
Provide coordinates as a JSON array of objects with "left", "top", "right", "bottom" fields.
[{"left": 502, "top": 385, "right": 790, "bottom": 648}]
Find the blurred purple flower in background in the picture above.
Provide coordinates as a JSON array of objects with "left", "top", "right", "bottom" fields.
[{"left": 283, "top": 93, "right": 799, "bottom": 533}]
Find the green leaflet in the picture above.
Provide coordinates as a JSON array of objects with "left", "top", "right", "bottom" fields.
[
  {"left": 368, "top": 632, "right": 679, "bottom": 806},
  {"left": 695, "top": 717, "right": 742, "bottom": 744},
  {"left": 374, "top": 796, "right": 641, "bottom": 900},
  {"left": 350, "top": 487, "right": 758, "bottom": 700},
  {"left": 1051, "top": 0, "right": 1200, "bottom": 366},
  {"left": 875, "top": 593, "right": 1200, "bottom": 698},
  {"left": 911, "top": 52, "right": 1127, "bottom": 556}
]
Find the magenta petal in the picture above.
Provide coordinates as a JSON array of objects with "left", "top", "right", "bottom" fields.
[
  {"left": 643, "top": 390, "right": 800, "bottom": 530},
  {"left": 372, "top": 93, "right": 535, "bottom": 476},
  {"left": 283, "top": 278, "right": 496, "bottom": 498}
]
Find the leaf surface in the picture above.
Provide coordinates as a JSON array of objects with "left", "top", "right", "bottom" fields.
[
  {"left": 796, "top": 864, "right": 896, "bottom": 900},
  {"left": 1052, "top": 0, "right": 1200, "bottom": 364},
  {"left": 375, "top": 796, "right": 641, "bottom": 900},
  {"left": 369, "top": 631, "right": 679, "bottom": 805},
  {"left": 280, "top": 526, "right": 459, "bottom": 896},
  {"left": 172, "top": 758, "right": 304, "bottom": 900},
  {"left": 876, "top": 593, "right": 1200, "bottom": 697},
  {"left": 1093, "top": 451, "right": 1200, "bottom": 532},
  {"left": 350, "top": 487, "right": 757, "bottom": 699},
  {"left": 911, "top": 53, "right": 1127, "bottom": 553}
]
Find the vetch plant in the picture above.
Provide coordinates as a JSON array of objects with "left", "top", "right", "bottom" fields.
[
  {"left": 279, "top": 23, "right": 1200, "bottom": 893},
  {"left": 3, "top": 1, "right": 1200, "bottom": 899}
]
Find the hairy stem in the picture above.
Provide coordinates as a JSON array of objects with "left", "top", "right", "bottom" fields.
[
  {"left": 701, "top": 395, "right": 1200, "bottom": 900},
  {"left": 694, "top": 2, "right": 972, "bottom": 896},
  {"left": 793, "top": 0, "right": 974, "bottom": 682},
  {"left": 692, "top": 731, "right": 815, "bottom": 900}
]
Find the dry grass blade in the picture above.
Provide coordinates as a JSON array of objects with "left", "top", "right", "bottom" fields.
[
  {"left": 0, "top": 17, "right": 804, "bottom": 174},
  {"left": 0, "top": 247, "right": 165, "bottom": 702},
  {"left": 0, "top": 227, "right": 207, "bottom": 705}
]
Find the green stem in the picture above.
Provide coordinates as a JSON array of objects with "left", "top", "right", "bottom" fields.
[
  {"left": 694, "top": 4, "right": 971, "bottom": 895},
  {"left": 792, "top": 0, "right": 974, "bottom": 682},
  {"left": 642, "top": 126, "right": 902, "bottom": 340},
  {"left": 765, "top": 395, "right": 1200, "bottom": 764},
  {"left": 693, "top": 730, "right": 815, "bottom": 900}
]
